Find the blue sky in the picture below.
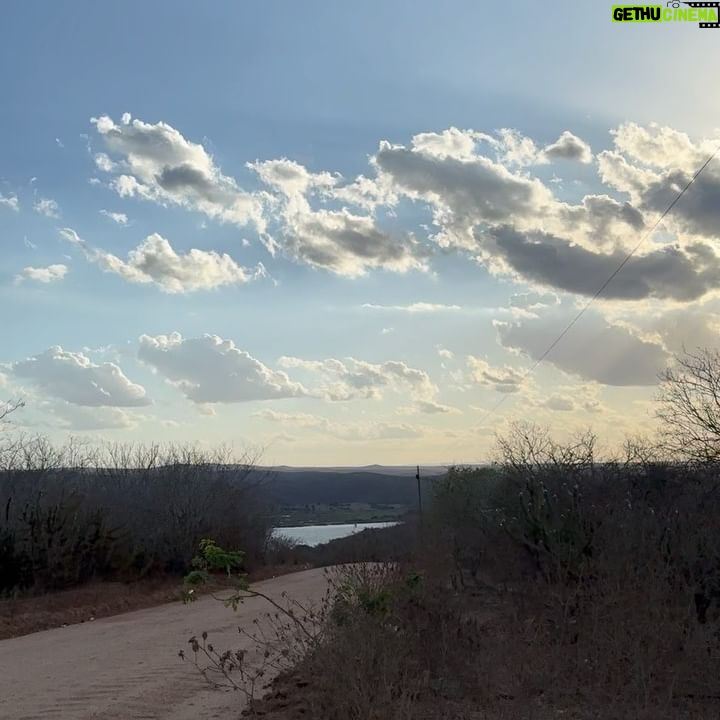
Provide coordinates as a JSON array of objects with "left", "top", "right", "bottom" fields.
[{"left": 2, "top": 2, "right": 719, "bottom": 464}]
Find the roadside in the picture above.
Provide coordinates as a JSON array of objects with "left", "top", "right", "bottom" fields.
[
  {"left": 0, "top": 568, "right": 330, "bottom": 720},
  {"left": 0, "top": 564, "right": 306, "bottom": 640}
]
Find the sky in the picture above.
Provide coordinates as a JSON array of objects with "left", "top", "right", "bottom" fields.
[{"left": 1, "top": 1, "right": 720, "bottom": 465}]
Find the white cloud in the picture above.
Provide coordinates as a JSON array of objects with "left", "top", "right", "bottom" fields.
[
  {"left": 13, "top": 346, "right": 150, "bottom": 407},
  {"left": 277, "top": 355, "right": 437, "bottom": 401},
  {"left": 466, "top": 357, "right": 526, "bottom": 394},
  {"left": 33, "top": 198, "right": 61, "bottom": 218},
  {"left": 249, "top": 158, "right": 427, "bottom": 277},
  {"left": 413, "top": 399, "right": 461, "bottom": 415},
  {"left": 598, "top": 123, "right": 720, "bottom": 238},
  {"left": 274, "top": 206, "right": 425, "bottom": 277},
  {"left": 374, "top": 136, "right": 554, "bottom": 250},
  {"left": 138, "top": 333, "right": 308, "bottom": 403},
  {"left": 15, "top": 264, "right": 68, "bottom": 284},
  {"left": 100, "top": 209, "right": 129, "bottom": 225},
  {"left": 92, "top": 113, "right": 266, "bottom": 231},
  {"left": 61, "top": 228, "right": 265, "bottom": 293},
  {"left": 0, "top": 193, "right": 19, "bottom": 211},
  {"left": 249, "top": 157, "right": 337, "bottom": 198},
  {"left": 542, "top": 131, "right": 593, "bottom": 163}
]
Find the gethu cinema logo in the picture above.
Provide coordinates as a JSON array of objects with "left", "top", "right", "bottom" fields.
[{"left": 612, "top": 2, "right": 720, "bottom": 26}]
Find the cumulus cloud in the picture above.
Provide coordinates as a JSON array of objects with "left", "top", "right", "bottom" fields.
[
  {"left": 598, "top": 123, "right": 720, "bottom": 239},
  {"left": 482, "top": 225, "right": 720, "bottom": 302},
  {"left": 33, "top": 198, "right": 60, "bottom": 218},
  {"left": 374, "top": 137, "right": 553, "bottom": 249},
  {"left": 100, "top": 209, "right": 129, "bottom": 225},
  {"left": 495, "top": 307, "right": 668, "bottom": 386},
  {"left": 466, "top": 357, "right": 526, "bottom": 394},
  {"left": 87, "top": 116, "right": 720, "bottom": 300},
  {"left": 138, "top": 333, "right": 308, "bottom": 403},
  {"left": 92, "top": 113, "right": 266, "bottom": 230},
  {"left": 277, "top": 355, "right": 437, "bottom": 401},
  {"left": 15, "top": 264, "right": 68, "bottom": 284},
  {"left": 542, "top": 131, "right": 593, "bottom": 163},
  {"left": 280, "top": 208, "right": 426, "bottom": 277},
  {"left": 0, "top": 193, "right": 19, "bottom": 211},
  {"left": 61, "top": 228, "right": 265, "bottom": 293},
  {"left": 250, "top": 159, "right": 427, "bottom": 277},
  {"left": 249, "top": 157, "right": 337, "bottom": 198},
  {"left": 13, "top": 346, "right": 150, "bottom": 407}
]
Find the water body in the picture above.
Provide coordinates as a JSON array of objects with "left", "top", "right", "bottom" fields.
[{"left": 272, "top": 521, "right": 398, "bottom": 547}]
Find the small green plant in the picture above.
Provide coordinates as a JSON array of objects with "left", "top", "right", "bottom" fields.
[{"left": 182, "top": 538, "right": 248, "bottom": 603}]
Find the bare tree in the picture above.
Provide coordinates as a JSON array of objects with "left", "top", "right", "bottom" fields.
[
  {"left": 656, "top": 347, "right": 720, "bottom": 462},
  {"left": 0, "top": 399, "right": 24, "bottom": 424}
]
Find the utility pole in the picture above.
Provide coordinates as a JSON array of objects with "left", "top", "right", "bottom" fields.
[{"left": 416, "top": 464, "right": 423, "bottom": 519}]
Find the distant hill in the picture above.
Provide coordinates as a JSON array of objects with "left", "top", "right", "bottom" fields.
[
  {"left": 265, "top": 464, "right": 449, "bottom": 477},
  {"left": 255, "top": 467, "right": 447, "bottom": 507}
]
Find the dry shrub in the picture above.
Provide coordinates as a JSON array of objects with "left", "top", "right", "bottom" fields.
[
  {"left": 255, "top": 425, "right": 720, "bottom": 719},
  {"left": 0, "top": 435, "right": 271, "bottom": 594},
  {"left": 419, "top": 424, "right": 720, "bottom": 718}
]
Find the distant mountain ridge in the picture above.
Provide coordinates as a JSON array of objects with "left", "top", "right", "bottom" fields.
[
  {"left": 263, "top": 464, "right": 450, "bottom": 476},
  {"left": 255, "top": 466, "right": 448, "bottom": 507}
]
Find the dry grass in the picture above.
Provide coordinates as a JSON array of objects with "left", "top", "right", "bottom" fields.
[
  {"left": 237, "top": 426, "right": 720, "bottom": 719},
  {"left": 0, "top": 564, "right": 307, "bottom": 640},
  {"left": 0, "top": 577, "right": 180, "bottom": 639}
]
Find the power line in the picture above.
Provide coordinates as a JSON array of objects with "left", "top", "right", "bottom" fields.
[{"left": 476, "top": 141, "right": 720, "bottom": 427}]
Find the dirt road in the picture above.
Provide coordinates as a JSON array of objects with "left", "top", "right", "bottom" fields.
[{"left": 0, "top": 568, "right": 329, "bottom": 720}]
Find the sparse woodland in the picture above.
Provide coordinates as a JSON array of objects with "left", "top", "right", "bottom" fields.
[
  {"left": 4, "top": 348, "right": 720, "bottom": 718},
  {"left": 0, "top": 439, "right": 272, "bottom": 594}
]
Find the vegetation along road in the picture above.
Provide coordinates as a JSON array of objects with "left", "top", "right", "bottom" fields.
[{"left": 0, "top": 568, "right": 329, "bottom": 720}]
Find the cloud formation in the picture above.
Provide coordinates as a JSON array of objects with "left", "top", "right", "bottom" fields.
[
  {"left": 250, "top": 158, "right": 426, "bottom": 277},
  {"left": 599, "top": 123, "right": 720, "bottom": 239},
  {"left": 0, "top": 193, "right": 19, "bottom": 211},
  {"left": 13, "top": 346, "right": 150, "bottom": 407},
  {"left": 483, "top": 225, "right": 720, "bottom": 301},
  {"left": 92, "top": 113, "right": 266, "bottom": 230},
  {"left": 542, "top": 131, "right": 593, "bottom": 163},
  {"left": 466, "top": 357, "right": 526, "bottom": 394},
  {"left": 138, "top": 333, "right": 308, "bottom": 403},
  {"left": 15, "top": 264, "right": 68, "bottom": 284},
  {"left": 33, "top": 198, "right": 60, "bottom": 218},
  {"left": 277, "top": 355, "right": 437, "bottom": 401},
  {"left": 495, "top": 307, "right": 668, "bottom": 386},
  {"left": 100, "top": 210, "right": 129, "bottom": 225},
  {"left": 61, "top": 228, "right": 265, "bottom": 293}
]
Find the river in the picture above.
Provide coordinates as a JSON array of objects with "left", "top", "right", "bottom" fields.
[{"left": 271, "top": 521, "right": 398, "bottom": 547}]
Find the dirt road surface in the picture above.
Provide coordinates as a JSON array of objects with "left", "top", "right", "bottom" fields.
[{"left": 0, "top": 568, "right": 329, "bottom": 720}]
